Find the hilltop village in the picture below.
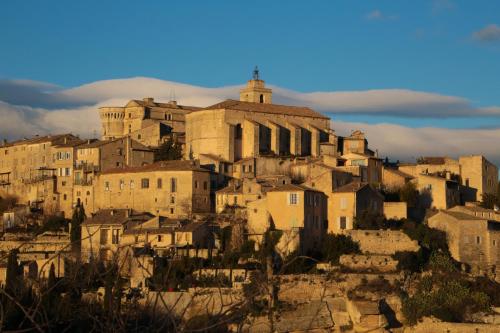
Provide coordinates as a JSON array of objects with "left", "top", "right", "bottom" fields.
[{"left": 1, "top": 71, "right": 500, "bottom": 332}]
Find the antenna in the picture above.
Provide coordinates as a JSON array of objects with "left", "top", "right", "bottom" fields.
[{"left": 253, "top": 66, "right": 259, "bottom": 80}]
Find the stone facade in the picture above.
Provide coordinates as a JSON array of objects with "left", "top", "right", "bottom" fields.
[
  {"left": 99, "top": 98, "right": 200, "bottom": 146},
  {"left": 90, "top": 160, "right": 211, "bottom": 218},
  {"left": 346, "top": 230, "right": 419, "bottom": 255},
  {"left": 185, "top": 77, "right": 331, "bottom": 163},
  {"left": 428, "top": 206, "right": 500, "bottom": 278},
  {"left": 329, "top": 183, "right": 384, "bottom": 234},
  {"left": 383, "top": 202, "right": 408, "bottom": 220}
]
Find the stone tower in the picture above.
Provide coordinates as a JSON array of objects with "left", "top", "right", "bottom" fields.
[{"left": 239, "top": 66, "right": 272, "bottom": 104}]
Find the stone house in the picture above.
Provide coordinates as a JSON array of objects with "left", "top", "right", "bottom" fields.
[
  {"left": 247, "top": 184, "right": 327, "bottom": 255},
  {"left": 399, "top": 155, "right": 498, "bottom": 201},
  {"left": 80, "top": 209, "right": 154, "bottom": 262},
  {"left": 339, "top": 152, "right": 383, "bottom": 185},
  {"left": 215, "top": 175, "right": 291, "bottom": 213},
  {"left": 414, "top": 173, "right": 460, "bottom": 210},
  {"left": 174, "top": 222, "right": 211, "bottom": 248},
  {"left": 99, "top": 98, "right": 201, "bottom": 146},
  {"left": 0, "top": 134, "right": 83, "bottom": 214},
  {"left": 89, "top": 160, "right": 211, "bottom": 218},
  {"left": 381, "top": 167, "right": 413, "bottom": 190},
  {"left": 428, "top": 206, "right": 500, "bottom": 278},
  {"left": 329, "top": 182, "right": 384, "bottom": 234}
]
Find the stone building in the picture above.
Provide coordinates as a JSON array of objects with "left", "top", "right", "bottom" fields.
[
  {"left": 0, "top": 134, "right": 84, "bottom": 216},
  {"left": 185, "top": 72, "right": 333, "bottom": 165},
  {"left": 81, "top": 209, "right": 154, "bottom": 262},
  {"left": 414, "top": 173, "right": 463, "bottom": 210},
  {"left": 215, "top": 175, "right": 291, "bottom": 213},
  {"left": 398, "top": 155, "right": 498, "bottom": 201},
  {"left": 381, "top": 167, "right": 413, "bottom": 190},
  {"left": 329, "top": 182, "right": 384, "bottom": 234},
  {"left": 428, "top": 206, "right": 500, "bottom": 279},
  {"left": 90, "top": 160, "right": 211, "bottom": 218},
  {"left": 99, "top": 98, "right": 201, "bottom": 146},
  {"left": 247, "top": 184, "right": 327, "bottom": 255}
]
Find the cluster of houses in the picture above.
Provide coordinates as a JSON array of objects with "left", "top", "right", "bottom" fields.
[{"left": 1, "top": 70, "right": 499, "bottom": 286}]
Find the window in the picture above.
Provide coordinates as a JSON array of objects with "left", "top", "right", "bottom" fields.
[
  {"left": 117, "top": 148, "right": 123, "bottom": 156},
  {"left": 170, "top": 178, "right": 177, "bottom": 192},
  {"left": 137, "top": 134, "right": 142, "bottom": 140},
  {"left": 170, "top": 208, "right": 174, "bottom": 214},
  {"left": 242, "top": 165, "right": 246, "bottom": 173},
  {"left": 203, "top": 181, "right": 208, "bottom": 190},
  {"left": 100, "top": 229, "right": 109, "bottom": 244},
  {"left": 119, "top": 179, "right": 125, "bottom": 190},
  {"left": 340, "top": 198, "right": 347, "bottom": 210},
  {"left": 170, "top": 196, "right": 175, "bottom": 204},
  {"left": 259, "top": 94, "right": 264, "bottom": 103},
  {"left": 158, "top": 235, "right": 162, "bottom": 242},
  {"left": 157, "top": 178, "right": 162, "bottom": 189},
  {"left": 63, "top": 194, "right": 67, "bottom": 200},
  {"left": 112, "top": 229, "right": 120, "bottom": 245},
  {"left": 234, "top": 196, "right": 238, "bottom": 204},
  {"left": 340, "top": 216, "right": 347, "bottom": 229},
  {"left": 476, "top": 236, "right": 481, "bottom": 244},
  {"left": 105, "top": 181, "right": 110, "bottom": 191},
  {"left": 130, "top": 180, "right": 135, "bottom": 189},
  {"left": 249, "top": 165, "right": 253, "bottom": 173},
  {"left": 288, "top": 193, "right": 298, "bottom": 205},
  {"left": 62, "top": 181, "right": 67, "bottom": 186},
  {"left": 65, "top": 168, "right": 71, "bottom": 176},
  {"left": 141, "top": 178, "right": 150, "bottom": 189},
  {"left": 195, "top": 180, "right": 199, "bottom": 189}
]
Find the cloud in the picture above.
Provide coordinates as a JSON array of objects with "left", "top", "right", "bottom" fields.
[
  {"left": 472, "top": 24, "right": 500, "bottom": 42},
  {"left": 1, "top": 76, "right": 500, "bottom": 166},
  {"left": 334, "top": 120, "right": 500, "bottom": 166},
  {"left": 432, "top": 0, "right": 455, "bottom": 14},
  {"left": 365, "top": 9, "right": 398, "bottom": 21}
]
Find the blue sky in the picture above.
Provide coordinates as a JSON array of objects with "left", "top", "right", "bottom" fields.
[
  {"left": 1, "top": 0, "right": 500, "bottom": 164},
  {"left": 1, "top": 1, "right": 499, "bottom": 102}
]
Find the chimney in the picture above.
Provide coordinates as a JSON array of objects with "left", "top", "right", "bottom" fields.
[
  {"left": 170, "top": 100, "right": 177, "bottom": 107},
  {"left": 64, "top": 137, "right": 68, "bottom": 144},
  {"left": 125, "top": 209, "right": 131, "bottom": 218},
  {"left": 143, "top": 97, "right": 154, "bottom": 104}
]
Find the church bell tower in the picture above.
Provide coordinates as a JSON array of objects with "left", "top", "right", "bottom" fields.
[{"left": 239, "top": 66, "right": 272, "bottom": 104}]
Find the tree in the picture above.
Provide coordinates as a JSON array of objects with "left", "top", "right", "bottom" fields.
[
  {"left": 154, "top": 137, "right": 182, "bottom": 161},
  {"left": 399, "top": 182, "right": 418, "bottom": 208},
  {"left": 70, "top": 200, "right": 86, "bottom": 251},
  {"left": 5, "top": 249, "right": 20, "bottom": 295},
  {"left": 320, "top": 233, "right": 360, "bottom": 264}
]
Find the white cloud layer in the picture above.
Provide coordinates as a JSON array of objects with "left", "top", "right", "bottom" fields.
[
  {"left": 0, "top": 77, "right": 499, "bottom": 165},
  {"left": 334, "top": 121, "right": 500, "bottom": 165},
  {"left": 473, "top": 24, "right": 500, "bottom": 42}
]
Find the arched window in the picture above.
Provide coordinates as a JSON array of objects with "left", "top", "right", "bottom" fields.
[{"left": 260, "top": 94, "right": 264, "bottom": 103}]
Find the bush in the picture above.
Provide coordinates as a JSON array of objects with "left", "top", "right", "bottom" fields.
[{"left": 320, "top": 233, "right": 360, "bottom": 264}]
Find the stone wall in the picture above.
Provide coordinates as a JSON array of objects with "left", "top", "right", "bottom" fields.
[
  {"left": 346, "top": 230, "right": 419, "bottom": 255},
  {"left": 340, "top": 254, "right": 398, "bottom": 273},
  {"left": 384, "top": 202, "right": 407, "bottom": 220},
  {"left": 404, "top": 317, "right": 500, "bottom": 333}
]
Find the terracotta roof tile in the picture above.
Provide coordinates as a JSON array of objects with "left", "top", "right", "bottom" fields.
[{"left": 203, "top": 99, "right": 330, "bottom": 120}]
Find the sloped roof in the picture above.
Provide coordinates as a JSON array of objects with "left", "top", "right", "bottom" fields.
[
  {"left": 83, "top": 209, "right": 154, "bottom": 225},
  {"left": 3, "top": 134, "right": 81, "bottom": 148},
  {"left": 125, "top": 99, "right": 202, "bottom": 111},
  {"left": 267, "top": 183, "right": 320, "bottom": 193},
  {"left": 203, "top": 99, "right": 330, "bottom": 119},
  {"left": 333, "top": 182, "right": 370, "bottom": 193},
  {"left": 385, "top": 168, "right": 414, "bottom": 179},
  {"left": 77, "top": 137, "right": 152, "bottom": 151}
]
